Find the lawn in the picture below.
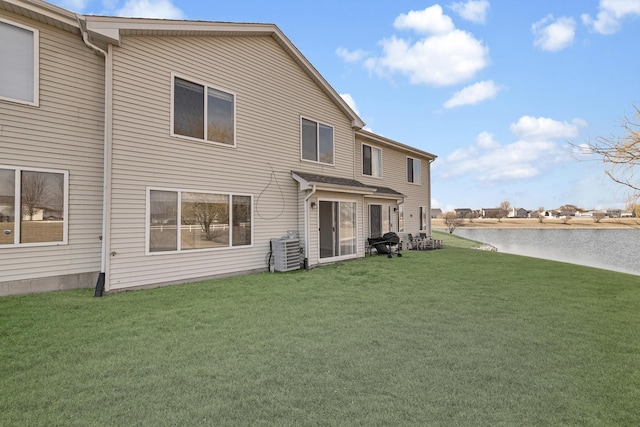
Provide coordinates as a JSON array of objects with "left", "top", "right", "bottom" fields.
[{"left": 1, "top": 232, "right": 639, "bottom": 426}]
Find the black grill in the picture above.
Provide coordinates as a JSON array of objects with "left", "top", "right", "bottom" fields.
[{"left": 367, "top": 232, "right": 402, "bottom": 258}]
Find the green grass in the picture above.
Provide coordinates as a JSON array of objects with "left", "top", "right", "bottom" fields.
[{"left": 2, "top": 231, "right": 639, "bottom": 426}]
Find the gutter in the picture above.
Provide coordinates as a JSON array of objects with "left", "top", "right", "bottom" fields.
[
  {"left": 76, "top": 14, "right": 112, "bottom": 297},
  {"left": 427, "top": 157, "right": 436, "bottom": 236},
  {"left": 302, "top": 185, "right": 317, "bottom": 270}
]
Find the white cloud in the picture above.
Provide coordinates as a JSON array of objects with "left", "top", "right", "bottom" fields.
[
  {"left": 56, "top": 0, "right": 90, "bottom": 11},
  {"left": 394, "top": 5, "right": 455, "bottom": 34},
  {"left": 476, "top": 131, "right": 501, "bottom": 149},
  {"left": 449, "top": 0, "right": 490, "bottom": 24},
  {"left": 532, "top": 15, "right": 576, "bottom": 52},
  {"left": 365, "top": 30, "right": 489, "bottom": 86},
  {"left": 510, "top": 116, "right": 585, "bottom": 140},
  {"left": 444, "top": 80, "right": 500, "bottom": 108},
  {"left": 441, "top": 115, "right": 586, "bottom": 182},
  {"left": 345, "top": 4, "right": 489, "bottom": 87},
  {"left": 339, "top": 93, "right": 360, "bottom": 115},
  {"left": 116, "top": 0, "right": 185, "bottom": 19},
  {"left": 102, "top": 0, "right": 119, "bottom": 10},
  {"left": 336, "top": 47, "right": 368, "bottom": 63},
  {"left": 444, "top": 139, "right": 562, "bottom": 181},
  {"left": 582, "top": 0, "right": 640, "bottom": 34}
]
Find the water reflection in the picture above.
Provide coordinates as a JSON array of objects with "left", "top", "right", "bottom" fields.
[{"left": 453, "top": 228, "right": 640, "bottom": 276}]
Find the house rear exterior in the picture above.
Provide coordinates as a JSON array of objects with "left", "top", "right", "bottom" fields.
[
  {"left": 0, "top": 0, "right": 436, "bottom": 296},
  {"left": 0, "top": 0, "right": 104, "bottom": 295}
]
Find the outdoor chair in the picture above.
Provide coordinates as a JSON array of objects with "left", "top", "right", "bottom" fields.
[
  {"left": 406, "top": 233, "right": 419, "bottom": 250},
  {"left": 419, "top": 232, "right": 443, "bottom": 249}
]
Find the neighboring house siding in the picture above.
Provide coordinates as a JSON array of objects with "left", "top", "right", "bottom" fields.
[
  {"left": 0, "top": 9, "right": 104, "bottom": 295},
  {"left": 107, "top": 34, "right": 355, "bottom": 290},
  {"left": 356, "top": 133, "right": 432, "bottom": 236}
]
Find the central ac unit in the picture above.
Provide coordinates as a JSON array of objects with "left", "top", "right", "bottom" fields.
[{"left": 271, "top": 238, "right": 301, "bottom": 272}]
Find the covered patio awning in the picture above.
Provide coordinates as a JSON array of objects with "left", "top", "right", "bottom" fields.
[{"left": 291, "top": 171, "right": 404, "bottom": 202}]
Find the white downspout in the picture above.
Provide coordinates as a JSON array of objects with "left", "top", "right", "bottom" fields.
[
  {"left": 77, "top": 15, "right": 112, "bottom": 296},
  {"left": 303, "top": 185, "right": 317, "bottom": 270},
  {"left": 427, "top": 158, "right": 435, "bottom": 237}
]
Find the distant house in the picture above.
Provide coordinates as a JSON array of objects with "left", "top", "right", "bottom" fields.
[
  {"left": 431, "top": 208, "right": 442, "bottom": 218},
  {"left": 606, "top": 209, "right": 622, "bottom": 218},
  {"left": 508, "top": 208, "right": 528, "bottom": 218},
  {"left": 454, "top": 208, "right": 472, "bottom": 218},
  {"left": 481, "top": 208, "right": 502, "bottom": 219},
  {"left": 541, "top": 210, "right": 561, "bottom": 218}
]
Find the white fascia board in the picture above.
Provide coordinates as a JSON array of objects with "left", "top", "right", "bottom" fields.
[{"left": 2, "top": 0, "right": 80, "bottom": 32}]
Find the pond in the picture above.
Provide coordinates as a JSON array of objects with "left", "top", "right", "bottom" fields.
[{"left": 450, "top": 228, "right": 640, "bottom": 276}]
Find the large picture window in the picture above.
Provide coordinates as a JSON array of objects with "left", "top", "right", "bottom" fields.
[
  {"left": 362, "top": 144, "right": 382, "bottom": 177},
  {"left": 0, "top": 167, "right": 67, "bottom": 246},
  {"left": 148, "top": 188, "right": 252, "bottom": 253},
  {"left": 301, "top": 118, "right": 334, "bottom": 165},
  {"left": 407, "top": 157, "right": 421, "bottom": 184},
  {"left": 0, "top": 19, "right": 39, "bottom": 105},
  {"left": 172, "top": 75, "right": 235, "bottom": 146}
]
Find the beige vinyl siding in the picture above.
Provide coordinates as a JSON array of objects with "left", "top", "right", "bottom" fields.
[
  {"left": 356, "top": 134, "right": 433, "bottom": 236},
  {"left": 107, "top": 34, "right": 355, "bottom": 290},
  {"left": 0, "top": 10, "right": 104, "bottom": 288}
]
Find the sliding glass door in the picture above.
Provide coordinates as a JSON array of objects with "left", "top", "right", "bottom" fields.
[{"left": 319, "top": 200, "right": 356, "bottom": 259}]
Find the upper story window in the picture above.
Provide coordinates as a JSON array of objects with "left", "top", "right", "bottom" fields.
[
  {"left": 0, "top": 19, "right": 39, "bottom": 106},
  {"left": 172, "top": 74, "right": 235, "bottom": 146},
  {"left": 0, "top": 167, "right": 68, "bottom": 246},
  {"left": 362, "top": 144, "right": 382, "bottom": 178},
  {"left": 407, "top": 157, "right": 421, "bottom": 184},
  {"left": 301, "top": 118, "right": 334, "bottom": 165}
]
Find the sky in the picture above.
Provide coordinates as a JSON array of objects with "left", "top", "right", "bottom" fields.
[{"left": 52, "top": 0, "right": 640, "bottom": 212}]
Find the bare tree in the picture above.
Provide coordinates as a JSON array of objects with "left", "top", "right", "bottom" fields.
[
  {"left": 498, "top": 200, "right": 511, "bottom": 222},
  {"left": 625, "top": 193, "right": 640, "bottom": 217},
  {"left": 575, "top": 106, "right": 639, "bottom": 206},
  {"left": 535, "top": 207, "right": 545, "bottom": 223},
  {"left": 21, "top": 172, "right": 52, "bottom": 220},
  {"left": 465, "top": 211, "right": 478, "bottom": 223},
  {"left": 592, "top": 212, "right": 606, "bottom": 223},
  {"left": 182, "top": 198, "right": 229, "bottom": 241},
  {"left": 443, "top": 211, "right": 463, "bottom": 233}
]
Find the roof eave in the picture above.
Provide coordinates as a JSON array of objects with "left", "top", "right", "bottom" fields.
[
  {"left": 1, "top": 0, "right": 80, "bottom": 33},
  {"left": 292, "top": 172, "right": 377, "bottom": 195},
  {"left": 356, "top": 128, "right": 437, "bottom": 160},
  {"left": 81, "top": 16, "right": 365, "bottom": 128}
]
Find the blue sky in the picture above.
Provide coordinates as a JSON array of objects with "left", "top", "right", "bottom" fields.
[{"left": 54, "top": 0, "right": 640, "bottom": 211}]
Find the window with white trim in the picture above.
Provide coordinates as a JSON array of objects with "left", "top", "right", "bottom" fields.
[
  {"left": 301, "top": 118, "right": 334, "bottom": 165},
  {"left": 0, "top": 19, "right": 39, "bottom": 105},
  {"left": 368, "top": 204, "right": 391, "bottom": 238},
  {"left": 172, "top": 75, "right": 235, "bottom": 146},
  {"left": 0, "top": 167, "right": 67, "bottom": 246},
  {"left": 407, "top": 157, "right": 421, "bottom": 184},
  {"left": 148, "top": 188, "right": 251, "bottom": 253},
  {"left": 362, "top": 144, "right": 382, "bottom": 177},
  {"left": 420, "top": 206, "right": 428, "bottom": 231}
]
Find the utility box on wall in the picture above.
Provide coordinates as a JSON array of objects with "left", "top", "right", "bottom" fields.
[{"left": 271, "top": 238, "right": 301, "bottom": 272}]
